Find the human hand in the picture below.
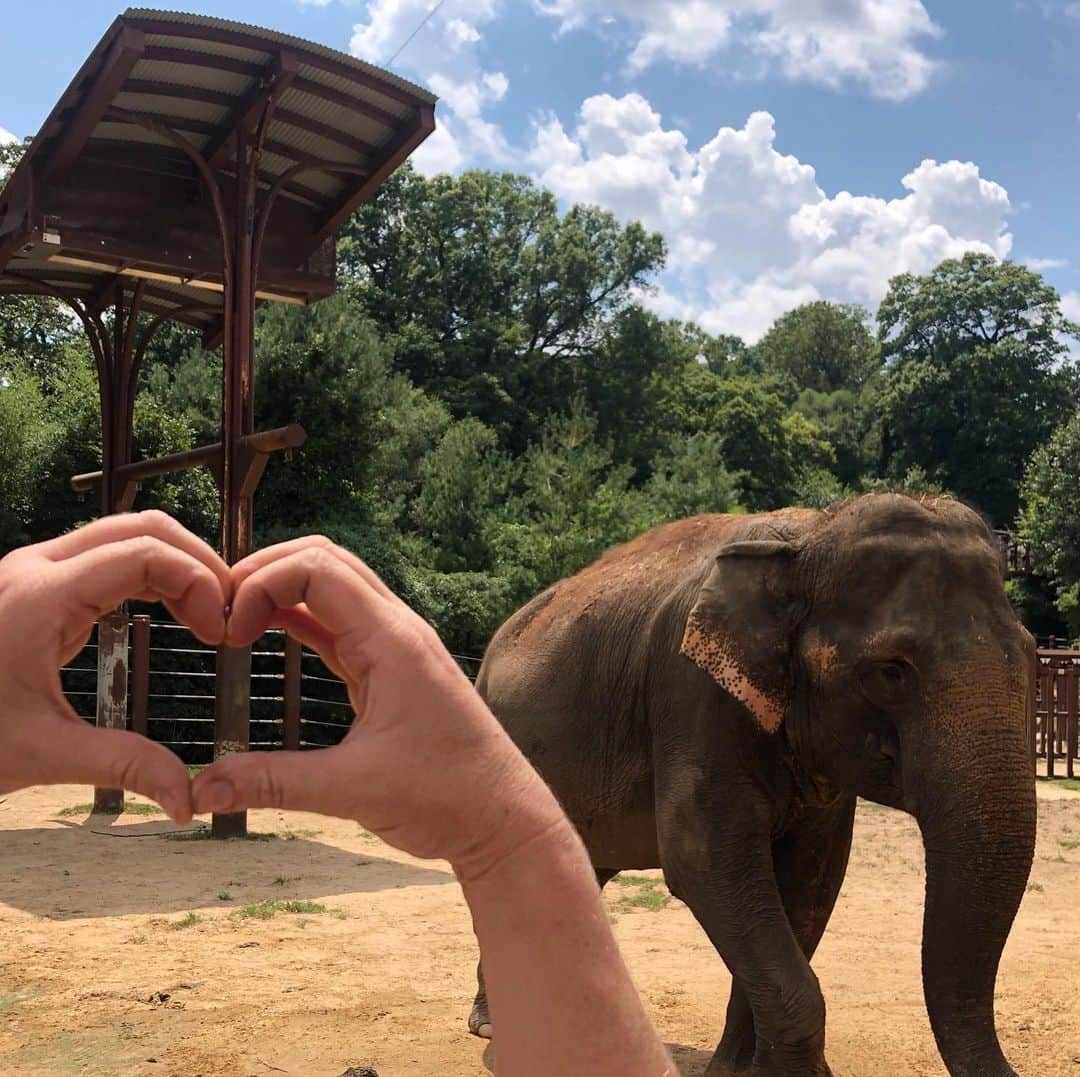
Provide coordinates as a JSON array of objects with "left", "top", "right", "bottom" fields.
[
  {"left": 0, "top": 512, "right": 230, "bottom": 823},
  {"left": 191, "top": 538, "right": 568, "bottom": 880}
]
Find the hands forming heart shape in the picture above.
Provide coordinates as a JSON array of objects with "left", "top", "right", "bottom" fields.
[{"left": 0, "top": 511, "right": 563, "bottom": 881}]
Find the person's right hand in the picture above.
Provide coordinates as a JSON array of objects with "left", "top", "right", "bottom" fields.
[
  {"left": 0, "top": 511, "right": 230, "bottom": 822},
  {"left": 191, "top": 538, "right": 569, "bottom": 880}
]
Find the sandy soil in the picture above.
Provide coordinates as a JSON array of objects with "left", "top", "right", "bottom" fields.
[{"left": 0, "top": 782, "right": 1077, "bottom": 1077}]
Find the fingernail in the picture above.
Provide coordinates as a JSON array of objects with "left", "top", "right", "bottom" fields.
[{"left": 199, "top": 780, "right": 236, "bottom": 815}]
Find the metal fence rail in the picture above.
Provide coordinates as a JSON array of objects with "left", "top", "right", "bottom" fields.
[{"left": 61, "top": 617, "right": 482, "bottom": 764}]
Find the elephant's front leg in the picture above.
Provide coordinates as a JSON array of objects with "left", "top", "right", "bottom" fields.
[
  {"left": 658, "top": 793, "right": 833, "bottom": 1076},
  {"left": 714, "top": 796, "right": 857, "bottom": 1074}
]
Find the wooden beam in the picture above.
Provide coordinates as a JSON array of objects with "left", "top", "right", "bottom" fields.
[
  {"left": 44, "top": 27, "right": 146, "bottom": 182},
  {"left": 204, "top": 51, "right": 300, "bottom": 172},
  {"left": 82, "top": 272, "right": 125, "bottom": 315},
  {"left": 143, "top": 45, "right": 263, "bottom": 79},
  {"left": 316, "top": 106, "right": 435, "bottom": 243}
]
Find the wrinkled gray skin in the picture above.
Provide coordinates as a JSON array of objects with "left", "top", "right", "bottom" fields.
[{"left": 468, "top": 494, "right": 1036, "bottom": 1077}]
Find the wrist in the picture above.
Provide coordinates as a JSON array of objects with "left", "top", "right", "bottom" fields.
[{"left": 450, "top": 760, "right": 582, "bottom": 888}]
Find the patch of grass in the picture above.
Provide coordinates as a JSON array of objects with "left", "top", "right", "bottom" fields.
[
  {"left": 165, "top": 828, "right": 276, "bottom": 842},
  {"left": 1026, "top": 882, "right": 1045, "bottom": 893},
  {"left": 1058, "top": 837, "right": 1080, "bottom": 851},
  {"left": 615, "top": 874, "right": 663, "bottom": 888},
  {"left": 234, "top": 899, "right": 327, "bottom": 921},
  {"left": 279, "top": 828, "right": 320, "bottom": 841},
  {"left": 217, "top": 892, "right": 232, "bottom": 902},
  {"left": 170, "top": 913, "right": 201, "bottom": 931},
  {"left": 1039, "top": 777, "right": 1080, "bottom": 792},
  {"left": 614, "top": 873, "right": 671, "bottom": 912},
  {"left": 331, "top": 909, "right": 348, "bottom": 921},
  {"left": 186, "top": 766, "right": 203, "bottom": 778},
  {"left": 56, "top": 800, "right": 163, "bottom": 817},
  {"left": 620, "top": 889, "right": 671, "bottom": 912},
  {"left": 0, "top": 987, "right": 40, "bottom": 1012},
  {"left": 124, "top": 935, "right": 147, "bottom": 945}
]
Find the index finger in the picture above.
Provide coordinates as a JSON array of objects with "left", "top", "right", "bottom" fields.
[
  {"left": 232, "top": 536, "right": 399, "bottom": 605},
  {"left": 57, "top": 536, "right": 228, "bottom": 644},
  {"left": 36, "top": 511, "right": 231, "bottom": 598},
  {"left": 227, "top": 547, "right": 402, "bottom": 653}
]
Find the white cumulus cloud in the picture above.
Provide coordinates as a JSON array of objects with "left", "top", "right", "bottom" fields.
[
  {"left": 1024, "top": 256, "right": 1067, "bottom": 271},
  {"left": 533, "top": 0, "right": 941, "bottom": 99},
  {"left": 348, "top": 0, "right": 512, "bottom": 171},
  {"left": 530, "top": 96, "right": 1012, "bottom": 340}
]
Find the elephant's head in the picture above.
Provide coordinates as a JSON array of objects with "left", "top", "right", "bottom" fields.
[{"left": 681, "top": 493, "right": 1036, "bottom": 1077}]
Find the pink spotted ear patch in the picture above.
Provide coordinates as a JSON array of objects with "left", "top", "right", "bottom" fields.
[{"left": 680, "top": 620, "right": 784, "bottom": 734}]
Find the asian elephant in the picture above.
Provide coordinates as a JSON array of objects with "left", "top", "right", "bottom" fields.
[{"left": 467, "top": 493, "right": 1036, "bottom": 1077}]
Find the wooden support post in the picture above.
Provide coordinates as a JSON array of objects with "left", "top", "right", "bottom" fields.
[
  {"left": 1026, "top": 650, "right": 1037, "bottom": 769},
  {"left": 93, "top": 606, "right": 129, "bottom": 814},
  {"left": 284, "top": 635, "right": 302, "bottom": 752},
  {"left": 1065, "top": 666, "right": 1077, "bottom": 781},
  {"left": 1047, "top": 669, "right": 1056, "bottom": 779},
  {"left": 212, "top": 645, "right": 253, "bottom": 838},
  {"left": 131, "top": 615, "right": 151, "bottom": 737}
]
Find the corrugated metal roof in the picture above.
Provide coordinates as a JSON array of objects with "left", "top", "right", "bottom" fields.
[
  {"left": 125, "top": 8, "right": 436, "bottom": 105},
  {"left": 0, "top": 7, "right": 437, "bottom": 336}
]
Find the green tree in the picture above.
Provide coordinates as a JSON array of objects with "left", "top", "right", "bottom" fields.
[
  {"left": 878, "top": 253, "right": 1078, "bottom": 524},
  {"left": 1018, "top": 409, "right": 1080, "bottom": 639},
  {"left": 650, "top": 362, "right": 831, "bottom": 510},
  {"left": 756, "top": 301, "right": 880, "bottom": 393},
  {"left": 413, "top": 418, "right": 511, "bottom": 573},
  {"left": 340, "top": 167, "right": 666, "bottom": 449}
]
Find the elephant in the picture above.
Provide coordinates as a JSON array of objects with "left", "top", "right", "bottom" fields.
[{"left": 466, "top": 493, "right": 1036, "bottom": 1077}]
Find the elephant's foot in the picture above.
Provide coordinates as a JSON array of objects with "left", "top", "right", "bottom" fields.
[
  {"left": 467, "top": 994, "right": 493, "bottom": 1040},
  {"left": 704, "top": 1047, "right": 832, "bottom": 1077}
]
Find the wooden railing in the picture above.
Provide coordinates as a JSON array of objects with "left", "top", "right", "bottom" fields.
[{"left": 1030, "top": 650, "right": 1080, "bottom": 780}]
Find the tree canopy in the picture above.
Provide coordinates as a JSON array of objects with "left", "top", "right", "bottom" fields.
[{"left": 2, "top": 165, "right": 1078, "bottom": 648}]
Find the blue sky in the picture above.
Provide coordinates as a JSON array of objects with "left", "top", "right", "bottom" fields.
[{"left": 3, "top": 0, "right": 1079, "bottom": 340}]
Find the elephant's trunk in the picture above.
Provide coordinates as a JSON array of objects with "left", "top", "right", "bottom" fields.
[{"left": 908, "top": 669, "right": 1036, "bottom": 1077}]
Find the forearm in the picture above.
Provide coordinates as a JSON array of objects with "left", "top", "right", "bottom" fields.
[{"left": 459, "top": 819, "right": 675, "bottom": 1077}]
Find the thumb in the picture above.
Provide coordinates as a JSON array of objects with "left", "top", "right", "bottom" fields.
[
  {"left": 192, "top": 747, "right": 360, "bottom": 820},
  {"left": 31, "top": 716, "right": 194, "bottom": 824}
]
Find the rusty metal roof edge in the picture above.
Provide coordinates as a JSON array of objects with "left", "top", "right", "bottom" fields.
[{"left": 123, "top": 7, "right": 438, "bottom": 106}]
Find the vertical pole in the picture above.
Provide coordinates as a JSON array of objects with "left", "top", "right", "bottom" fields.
[
  {"left": 131, "top": 614, "right": 151, "bottom": 737},
  {"left": 1047, "top": 668, "right": 1056, "bottom": 779},
  {"left": 93, "top": 607, "right": 129, "bottom": 814},
  {"left": 284, "top": 635, "right": 302, "bottom": 751},
  {"left": 1065, "top": 665, "right": 1076, "bottom": 781},
  {"left": 213, "top": 124, "right": 260, "bottom": 839},
  {"left": 1026, "top": 650, "right": 1037, "bottom": 770},
  {"left": 93, "top": 290, "right": 130, "bottom": 813}
]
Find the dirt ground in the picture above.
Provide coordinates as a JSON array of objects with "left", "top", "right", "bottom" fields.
[{"left": 0, "top": 783, "right": 1077, "bottom": 1077}]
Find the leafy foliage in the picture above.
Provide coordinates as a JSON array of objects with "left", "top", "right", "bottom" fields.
[{"left": 1, "top": 164, "right": 1077, "bottom": 654}]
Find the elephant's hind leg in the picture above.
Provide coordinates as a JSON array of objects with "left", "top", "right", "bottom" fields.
[{"left": 468, "top": 867, "right": 619, "bottom": 1040}]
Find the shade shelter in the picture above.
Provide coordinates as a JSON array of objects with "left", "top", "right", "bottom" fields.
[{"left": 0, "top": 9, "right": 436, "bottom": 835}]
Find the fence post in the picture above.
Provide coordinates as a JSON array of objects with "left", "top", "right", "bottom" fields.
[
  {"left": 284, "top": 635, "right": 302, "bottom": 752},
  {"left": 93, "top": 605, "right": 129, "bottom": 814},
  {"left": 131, "top": 615, "right": 150, "bottom": 737},
  {"left": 1026, "top": 650, "right": 1037, "bottom": 769},
  {"left": 1065, "top": 664, "right": 1077, "bottom": 781}
]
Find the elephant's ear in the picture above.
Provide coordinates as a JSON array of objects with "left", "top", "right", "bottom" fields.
[{"left": 680, "top": 539, "right": 799, "bottom": 734}]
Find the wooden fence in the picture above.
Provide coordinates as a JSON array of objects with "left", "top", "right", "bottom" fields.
[
  {"left": 61, "top": 617, "right": 483, "bottom": 764},
  {"left": 1031, "top": 650, "right": 1080, "bottom": 780}
]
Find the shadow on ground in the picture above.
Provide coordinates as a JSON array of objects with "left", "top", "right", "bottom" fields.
[
  {"left": 480, "top": 1038, "right": 713, "bottom": 1074},
  {"left": 0, "top": 815, "right": 453, "bottom": 919}
]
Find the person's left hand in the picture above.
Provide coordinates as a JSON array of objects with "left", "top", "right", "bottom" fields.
[{"left": 0, "top": 512, "right": 230, "bottom": 822}]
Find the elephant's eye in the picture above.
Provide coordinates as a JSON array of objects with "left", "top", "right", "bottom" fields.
[{"left": 862, "top": 659, "right": 918, "bottom": 708}]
